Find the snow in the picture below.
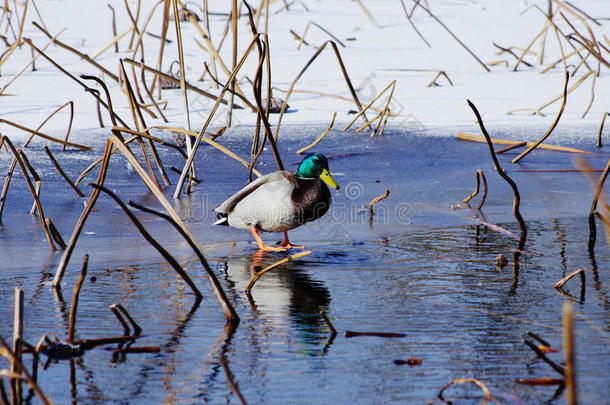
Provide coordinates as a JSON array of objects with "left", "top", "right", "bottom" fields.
[{"left": 1, "top": 0, "right": 609, "bottom": 141}]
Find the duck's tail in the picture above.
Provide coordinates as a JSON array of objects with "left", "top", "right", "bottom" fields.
[{"left": 213, "top": 212, "right": 229, "bottom": 226}]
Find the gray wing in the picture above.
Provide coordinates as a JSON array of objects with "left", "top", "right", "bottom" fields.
[{"left": 214, "top": 171, "right": 295, "bottom": 214}]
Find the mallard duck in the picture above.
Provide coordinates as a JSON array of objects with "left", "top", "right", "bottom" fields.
[{"left": 214, "top": 154, "right": 340, "bottom": 252}]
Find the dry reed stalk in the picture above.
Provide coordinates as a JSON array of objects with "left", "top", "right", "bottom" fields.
[
  {"left": 597, "top": 112, "right": 609, "bottom": 147},
  {"left": 581, "top": 63, "right": 598, "bottom": 118},
  {"left": 274, "top": 41, "right": 369, "bottom": 139},
  {"left": 16, "top": 150, "right": 41, "bottom": 216},
  {"left": 353, "top": 0, "right": 380, "bottom": 28},
  {"left": 10, "top": 288, "right": 23, "bottom": 404},
  {"left": 355, "top": 114, "right": 381, "bottom": 133},
  {"left": 123, "top": 0, "right": 141, "bottom": 50},
  {"left": 410, "top": 0, "right": 489, "bottom": 72},
  {"left": 3, "top": 138, "right": 56, "bottom": 250},
  {"left": 399, "top": 0, "right": 430, "bottom": 48},
  {"left": 296, "top": 21, "right": 346, "bottom": 50},
  {"left": 110, "top": 346, "right": 160, "bottom": 354},
  {"left": 563, "top": 301, "right": 577, "bottom": 405},
  {"left": 514, "top": 19, "right": 553, "bottom": 71},
  {"left": 343, "top": 80, "right": 395, "bottom": 132},
  {"left": 296, "top": 113, "right": 337, "bottom": 154},
  {"left": 273, "top": 87, "right": 399, "bottom": 116},
  {"left": 114, "top": 304, "right": 142, "bottom": 335},
  {"left": 462, "top": 169, "right": 488, "bottom": 210},
  {"left": 0, "top": 154, "right": 18, "bottom": 221},
  {"left": 496, "top": 142, "right": 528, "bottom": 154},
  {"left": 427, "top": 71, "right": 453, "bottom": 87},
  {"left": 180, "top": 6, "right": 254, "bottom": 109},
  {"left": 129, "top": 200, "right": 239, "bottom": 322},
  {"left": 554, "top": 268, "right": 585, "bottom": 289},
  {"left": 584, "top": 157, "right": 610, "bottom": 251},
  {"left": 123, "top": 58, "right": 241, "bottom": 108},
  {"left": 534, "top": 70, "right": 594, "bottom": 115},
  {"left": 0, "top": 119, "right": 90, "bottom": 150},
  {"left": 0, "top": 28, "right": 66, "bottom": 95},
  {"left": 92, "top": 27, "right": 132, "bottom": 60},
  {"left": 119, "top": 61, "right": 164, "bottom": 188},
  {"left": 0, "top": 337, "right": 52, "bottom": 405},
  {"left": 456, "top": 133, "right": 593, "bottom": 154},
  {"left": 129, "top": 0, "right": 165, "bottom": 60},
  {"left": 540, "top": 46, "right": 585, "bottom": 74},
  {"left": 511, "top": 71, "right": 569, "bottom": 164},
  {"left": 494, "top": 42, "right": 534, "bottom": 67},
  {"left": 438, "top": 378, "right": 492, "bottom": 403},
  {"left": 467, "top": 100, "right": 527, "bottom": 248},
  {"left": 372, "top": 81, "right": 396, "bottom": 136},
  {"left": 172, "top": 0, "right": 193, "bottom": 156},
  {"left": 173, "top": 35, "right": 261, "bottom": 198},
  {"left": 219, "top": 353, "right": 248, "bottom": 405},
  {"left": 22, "top": 101, "right": 74, "bottom": 149},
  {"left": 246, "top": 251, "right": 312, "bottom": 292},
  {"left": 202, "top": 0, "right": 219, "bottom": 88},
  {"left": 44, "top": 147, "right": 85, "bottom": 197},
  {"left": 91, "top": 184, "right": 203, "bottom": 301},
  {"left": 226, "top": 0, "right": 238, "bottom": 127},
  {"left": 107, "top": 4, "right": 119, "bottom": 53},
  {"left": 53, "top": 141, "right": 112, "bottom": 288},
  {"left": 45, "top": 218, "right": 66, "bottom": 249},
  {"left": 0, "top": 0, "right": 28, "bottom": 68},
  {"left": 153, "top": 0, "right": 171, "bottom": 96},
  {"left": 368, "top": 190, "right": 390, "bottom": 216},
  {"left": 150, "top": 125, "right": 262, "bottom": 177},
  {"left": 67, "top": 254, "right": 88, "bottom": 342},
  {"left": 109, "top": 304, "right": 130, "bottom": 335},
  {"left": 33, "top": 22, "right": 119, "bottom": 82}
]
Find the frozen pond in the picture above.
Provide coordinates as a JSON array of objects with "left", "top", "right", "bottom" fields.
[{"left": 1, "top": 125, "right": 609, "bottom": 404}]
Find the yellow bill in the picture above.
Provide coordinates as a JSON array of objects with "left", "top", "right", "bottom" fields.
[{"left": 320, "top": 168, "right": 340, "bottom": 190}]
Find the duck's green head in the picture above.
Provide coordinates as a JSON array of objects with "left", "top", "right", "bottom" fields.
[{"left": 295, "top": 153, "right": 340, "bottom": 190}]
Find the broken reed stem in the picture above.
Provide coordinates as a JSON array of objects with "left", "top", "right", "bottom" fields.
[
  {"left": 149, "top": 126, "right": 262, "bottom": 177},
  {"left": 0, "top": 336, "right": 52, "bottom": 405},
  {"left": 353, "top": 0, "right": 380, "bottom": 28},
  {"left": 53, "top": 141, "right": 113, "bottom": 288},
  {"left": 122, "top": 58, "right": 239, "bottom": 108},
  {"left": 45, "top": 218, "right": 67, "bottom": 249},
  {"left": 467, "top": 100, "right": 527, "bottom": 249},
  {"left": 563, "top": 301, "right": 577, "bottom": 405},
  {"left": 456, "top": 132, "right": 592, "bottom": 154},
  {"left": 511, "top": 70, "right": 569, "bottom": 164},
  {"left": 587, "top": 157, "right": 610, "bottom": 252},
  {"left": 173, "top": 34, "right": 261, "bottom": 199},
  {"left": 597, "top": 112, "right": 608, "bottom": 147},
  {"left": 0, "top": 27, "right": 66, "bottom": 96},
  {"left": 368, "top": 190, "right": 390, "bottom": 216},
  {"left": 44, "top": 146, "right": 85, "bottom": 197},
  {"left": 33, "top": 22, "right": 119, "bottom": 82},
  {"left": 246, "top": 251, "right": 312, "bottom": 292},
  {"left": 67, "top": 254, "right": 89, "bottom": 342},
  {"left": 496, "top": 142, "right": 528, "bottom": 154},
  {"left": 0, "top": 153, "right": 18, "bottom": 222},
  {"left": 296, "top": 113, "right": 337, "bottom": 154},
  {"left": 399, "top": 0, "right": 431, "bottom": 48},
  {"left": 411, "top": 0, "right": 489, "bottom": 72},
  {"left": 24, "top": 101, "right": 75, "bottom": 149},
  {"left": 115, "top": 304, "right": 142, "bottom": 335},
  {"left": 172, "top": 0, "right": 194, "bottom": 162},
  {"left": 109, "top": 304, "right": 131, "bottom": 335},
  {"left": 343, "top": 80, "right": 395, "bottom": 132},
  {"left": 274, "top": 41, "right": 369, "bottom": 139},
  {"left": 226, "top": 0, "right": 238, "bottom": 127},
  {"left": 3, "top": 138, "right": 56, "bottom": 250},
  {"left": 128, "top": 200, "right": 239, "bottom": 323},
  {"left": 0, "top": 118, "right": 90, "bottom": 151},
  {"left": 554, "top": 268, "right": 585, "bottom": 289},
  {"left": 91, "top": 184, "right": 203, "bottom": 301},
  {"left": 0, "top": 0, "right": 28, "bottom": 68},
  {"left": 535, "top": 70, "right": 593, "bottom": 115},
  {"left": 10, "top": 288, "right": 23, "bottom": 404},
  {"left": 462, "top": 169, "right": 488, "bottom": 210},
  {"left": 438, "top": 378, "right": 493, "bottom": 403}
]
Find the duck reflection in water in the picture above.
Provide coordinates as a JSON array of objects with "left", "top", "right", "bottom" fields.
[{"left": 220, "top": 251, "right": 332, "bottom": 355}]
